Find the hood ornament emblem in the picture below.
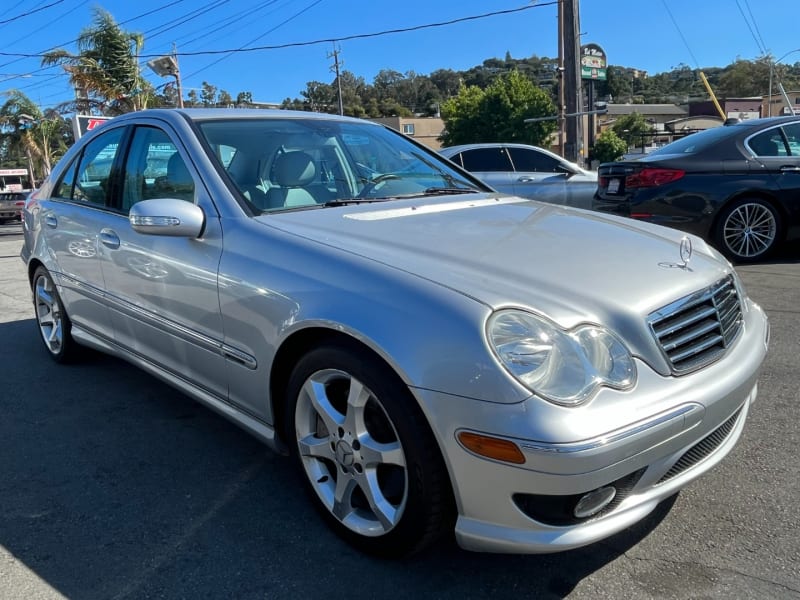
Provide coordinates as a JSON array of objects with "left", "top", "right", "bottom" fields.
[
  {"left": 679, "top": 236, "right": 693, "bottom": 267},
  {"left": 659, "top": 236, "right": 693, "bottom": 270}
]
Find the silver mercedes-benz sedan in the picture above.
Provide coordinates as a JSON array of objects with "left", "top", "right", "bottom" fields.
[{"left": 21, "top": 109, "right": 768, "bottom": 557}]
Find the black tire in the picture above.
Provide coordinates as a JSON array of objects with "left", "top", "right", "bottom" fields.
[
  {"left": 32, "top": 266, "right": 81, "bottom": 363},
  {"left": 714, "top": 198, "right": 782, "bottom": 263},
  {"left": 285, "top": 341, "right": 453, "bottom": 558}
]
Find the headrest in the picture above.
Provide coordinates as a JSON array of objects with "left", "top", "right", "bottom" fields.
[
  {"left": 272, "top": 151, "right": 316, "bottom": 187},
  {"left": 167, "top": 153, "right": 193, "bottom": 186}
]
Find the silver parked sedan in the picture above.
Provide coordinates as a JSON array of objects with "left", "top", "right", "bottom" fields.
[
  {"left": 439, "top": 142, "right": 598, "bottom": 209},
  {"left": 21, "top": 109, "right": 768, "bottom": 557}
]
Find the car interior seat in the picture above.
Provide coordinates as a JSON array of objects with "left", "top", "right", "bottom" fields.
[
  {"left": 265, "top": 151, "right": 318, "bottom": 208},
  {"left": 156, "top": 153, "right": 195, "bottom": 202}
]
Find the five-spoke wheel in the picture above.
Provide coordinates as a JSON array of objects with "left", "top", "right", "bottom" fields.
[
  {"left": 33, "top": 266, "right": 78, "bottom": 362},
  {"left": 286, "top": 343, "right": 452, "bottom": 557}
]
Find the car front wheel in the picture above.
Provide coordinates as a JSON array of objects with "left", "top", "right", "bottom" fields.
[
  {"left": 32, "top": 266, "right": 80, "bottom": 363},
  {"left": 715, "top": 198, "right": 782, "bottom": 262},
  {"left": 285, "top": 342, "right": 453, "bottom": 557}
]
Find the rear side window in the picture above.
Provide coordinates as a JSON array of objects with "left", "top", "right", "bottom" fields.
[
  {"left": 460, "top": 148, "right": 513, "bottom": 172},
  {"left": 57, "top": 128, "right": 124, "bottom": 206}
]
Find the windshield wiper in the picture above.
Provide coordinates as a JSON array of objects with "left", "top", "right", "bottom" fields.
[
  {"left": 420, "top": 187, "right": 479, "bottom": 195},
  {"left": 321, "top": 197, "right": 393, "bottom": 206}
]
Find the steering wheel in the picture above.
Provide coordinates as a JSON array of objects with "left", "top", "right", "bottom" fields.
[{"left": 358, "top": 173, "right": 401, "bottom": 197}]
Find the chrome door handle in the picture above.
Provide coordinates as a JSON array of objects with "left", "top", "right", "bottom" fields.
[
  {"left": 99, "top": 228, "right": 121, "bottom": 249},
  {"left": 779, "top": 165, "right": 800, "bottom": 172},
  {"left": 517, "top": 176, "right": 537, "bottom": 183},
  {"left": 44, "top": 215, "right": 57, "bottom": 228}
]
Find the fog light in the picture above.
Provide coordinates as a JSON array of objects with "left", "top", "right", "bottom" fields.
[{"left": 574, "top": 486, "right": 617, "bottom": 518}]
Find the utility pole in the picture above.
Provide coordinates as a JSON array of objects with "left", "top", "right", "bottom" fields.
[
  {"left": 173, "top": 43, "right": 185, "bottom": 109},
  {"left": 557, "top": 2, "right": 565, "bottom": 156},
  {"left": 328, "top": 44, "right": 344, "bottom": 116},
  {"left": 563, "top": 0, "right": 583, "bottom": 164}
]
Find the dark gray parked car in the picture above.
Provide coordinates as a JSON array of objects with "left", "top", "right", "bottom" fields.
[{"left": 594, "top": 116, "right": 800, "bottom": 262}]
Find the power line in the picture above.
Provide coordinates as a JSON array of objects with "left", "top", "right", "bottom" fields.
[
  {"left": 182, "top": 0, "right": 324, "bottom": 82},
  {"left": 660, "top": 0, "right": 701, "bottom": 69},
  {"left": 735, "top": 0, "right": 767, "bottom": 56},
  {"left": 0, "top": 3, "right": 557, "bottom": 60},
  {"left": 0, "top": 0, "right": 65, "bottom": 26}
]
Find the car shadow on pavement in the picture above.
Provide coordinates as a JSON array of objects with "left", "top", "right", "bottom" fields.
[{"left": 1, "top": 317, "right": 675, "bottom": 600}]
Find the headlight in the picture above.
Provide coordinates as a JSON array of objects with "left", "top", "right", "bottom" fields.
[{"left": 487, "top": 310, "right": 636, "bottom": 406}]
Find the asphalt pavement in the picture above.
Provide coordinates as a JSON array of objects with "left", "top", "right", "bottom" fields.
[{"left": 1, "top": 219, "right": 798, "bottom": 599}]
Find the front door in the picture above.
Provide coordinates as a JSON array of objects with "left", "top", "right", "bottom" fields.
[{"left": 99, "top": 124, "right": 228, "bottom": 400}]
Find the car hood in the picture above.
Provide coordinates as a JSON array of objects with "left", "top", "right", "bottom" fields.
[{"left": 259, "top": 193, "right": 731, "bottom": 333}]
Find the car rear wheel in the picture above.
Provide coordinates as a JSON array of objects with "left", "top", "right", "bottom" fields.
[
  {"left": 715, "top": 198, "right": 782, "bottom": 262},
  {"left": 285, "top": 342, "right": 453, "bottom": 557},
  {"left": 33, "top": 266, "right": 80, "bottom": 363}
]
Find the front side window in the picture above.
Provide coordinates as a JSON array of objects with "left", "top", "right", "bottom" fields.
[
  {"left": 460, "top": 148, "right": 514, "bottom": 172},
  {"left": 779, "top": 123, "right": 800, "bottom": 156},
  {"left": 507, "top": 147, "right": 561, "bottom": 172},
  {"left": 122, "top": 126, "right": 194, "bottom": 212},
  {"left": 63, "top": 128, "right": 124, "bottom": 205}
]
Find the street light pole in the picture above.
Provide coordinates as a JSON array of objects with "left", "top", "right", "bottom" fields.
[{"left": 768, "top": 48, "right": 800, "bottom": 117}]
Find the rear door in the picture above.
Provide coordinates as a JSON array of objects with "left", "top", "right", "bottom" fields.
[{"left": 37, "top": 126, "right": 127, "bottom": 341}]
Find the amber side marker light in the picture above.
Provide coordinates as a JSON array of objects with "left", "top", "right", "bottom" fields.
[{"left": 457, "top": 431, "right": 526, "bottom": 465}]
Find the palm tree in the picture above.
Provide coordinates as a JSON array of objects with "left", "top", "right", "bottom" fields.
[
  {"left": 42, "top": 8, "right": 153, "bottom": 115},
  {"left": 0, "top": 90, "right": 70, "bottom": 183}
]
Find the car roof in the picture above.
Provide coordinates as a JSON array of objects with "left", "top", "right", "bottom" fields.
[{"left": 111, "top": 108, "right": 376, "bottom": 126}]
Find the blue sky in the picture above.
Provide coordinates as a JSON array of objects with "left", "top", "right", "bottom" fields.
[{"left": 1, "top": 0, "right": 797, "bottom": 111}]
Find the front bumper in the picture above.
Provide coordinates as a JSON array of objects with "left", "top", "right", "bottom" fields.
[{"left": 413, "top": 302, "right": 768, "bottom": 554}]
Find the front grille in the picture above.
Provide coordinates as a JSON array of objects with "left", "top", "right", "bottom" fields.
[
  {"left": 648, "top": 276, "right": 743, "bottom": 374},
  {"left": 657, "top": 406, "right": 743, "bottom": 484}
]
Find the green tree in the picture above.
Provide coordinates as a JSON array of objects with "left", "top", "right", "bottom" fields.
[
  {"left": 612, "top": 112, "right": 653, "bottom": 148},
  {"left": 217, "top": 90, "right": 233, "bottom": 108},
  {"left": 200, "top": 81, "right": 218, "bottom": 107},
  {"left": 590, "top": 130, "right": 628, "bottom": 164},
  {"left": 41, "top": 8, "right": 151, "bottom": 114},
  {"left": 186, "top": 89, "right": 199, "bottom": 108},
  {"left": 440, "top": 70, "right": 556, "bottom": 147},
  {"left": 235, "top": 91, "right": 253, "bottom": 107},
  {"left": 0, "top": 90, "right": 70, "bottom": 182}
]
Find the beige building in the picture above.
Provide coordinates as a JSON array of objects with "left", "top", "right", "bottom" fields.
[
  {"left": 762, "top": 90, "right": 800, "bottom": 117},
  {"left": 370, "top": 117, "right": 445, "bottom": 150}
]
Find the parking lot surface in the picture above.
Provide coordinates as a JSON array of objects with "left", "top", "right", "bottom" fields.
[{"left": 1, "top": 219, "right": 798, "bottom": 599}]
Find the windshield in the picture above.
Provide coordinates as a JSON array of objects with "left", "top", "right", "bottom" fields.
[{"left": 197, "top": 117, "right": 483, "bottom": 212}]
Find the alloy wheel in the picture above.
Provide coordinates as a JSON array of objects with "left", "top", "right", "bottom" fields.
[
  {"left": 722, "top": 202, "right": 777, "bottom": 259},
  {"left": 294, "top": 368, "right": 408, "bottom": 537},
  {"left": 35, "top": 274, "right": 64, "bottom": 355}
]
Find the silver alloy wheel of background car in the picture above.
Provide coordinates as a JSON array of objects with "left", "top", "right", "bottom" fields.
[
  {"left": 294, "top": 367, "right": 408, "bottom": 537},
  {"left": 34, "top": 269, "right": 65, "bottom": 356},
  {"left": 721, "top": 200, "right": 779, "bottom": 260}
]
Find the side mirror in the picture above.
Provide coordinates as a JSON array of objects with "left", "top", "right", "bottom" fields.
[
  {"left": 557, "top": 164, "right": 580, "bottom": 178},
  {"left": 129, "top": 198, "right": 205, "bottom": 237}
]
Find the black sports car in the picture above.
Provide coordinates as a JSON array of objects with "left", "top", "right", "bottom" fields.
[{"left": 593, "top": 116, "right": 800, "bottom": 262}]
